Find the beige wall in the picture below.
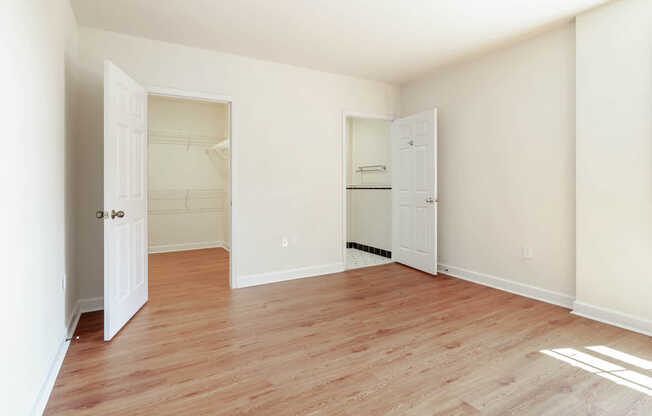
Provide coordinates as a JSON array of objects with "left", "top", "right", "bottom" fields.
[
  {"left": 346, "top": 118, "right": 392, "bottom": 251},
  {"left": 74, "top": 27, "right": 398, "bottom": 296},
  {"left": 7, "top": 2, "right": 652, "bottom": 412},
  {"left": 348, "top": 190, "right": 392, "bottom": 251},
  {"left": 575, "top": 0, "right": 652, "bottom": 325},
  {"left": 2, "top": 0, "right": 79, "bottom": 414},
  {"left": 400, "top": 23, "right": 577, "bottom": 299},
  {"left": 147, "top": 96, "right": 230, "bottom": 252},
  {"left": 349, "top": 118, "right": 392, "bottom": 186}
]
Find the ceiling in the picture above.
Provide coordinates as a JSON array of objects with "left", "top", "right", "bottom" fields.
[{"left": 71, "top": 0, "right": 609, "bottom": 84}]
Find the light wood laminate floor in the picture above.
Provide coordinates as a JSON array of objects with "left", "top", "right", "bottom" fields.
[{"left": 45, "top": 248, "right": 652, "bottom": 415}]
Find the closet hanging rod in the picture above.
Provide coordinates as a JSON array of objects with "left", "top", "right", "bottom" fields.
[
  {"left": 149, "top": 130, "right": 227, "bottom": 149},
  {"left": 149, "top": 129, "right": 222, "bottom": 140},
  {"left": 346, "top": 186, "right": 391, "bottom": 190},
  {"left": 148, "top": 207, "right": 224, "bottom": 215},
  {"left": 356, "top": 164, "right": 386, "bottom": 173},
  {"left": 149, "top": 137, "right": 223, "bottom": 148},
  {"left": 148, "top": 189, "right": 226, "bottom": 201}
]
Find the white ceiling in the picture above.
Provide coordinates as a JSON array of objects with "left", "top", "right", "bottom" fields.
[{"left": 71, "top": 0, "right": 609, "bottom": 84}]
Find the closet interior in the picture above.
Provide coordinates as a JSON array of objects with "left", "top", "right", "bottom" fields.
[{"left": 147, "top": 96, "right": 231, "bottom": 277}]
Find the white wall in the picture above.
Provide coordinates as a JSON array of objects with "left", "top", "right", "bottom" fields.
[
  {"left": 348, "top": 189, "right": 392, "bottom": 251},
  {"left": 575, "top": 0, "right": 652, "bottom": 325},
  {"left": 148, "top": 96, "right": 229, "bottom": 253},
  {"left": 1, "top": 0, "right": 79, "bottom": 414},
  {"left": 400, "top": 23, "right": 577, "bottom": 299},
  {"left": 349, "top": 118, "right": 392, "bottom": 185},
  {"left": 346, "top": 117, "right": 392, "bottom": 251},
  {"left": 74, "top": 27, "right": 398, "bottom": 295}
]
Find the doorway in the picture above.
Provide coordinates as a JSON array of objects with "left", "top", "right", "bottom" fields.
[
  {"left": 343, "top": 114, "right": 394, "bottom": 270},
  {"left": 147, "top": 96, "right": 230, "bottom": 255},
  {"left": 146, "top": 94, "right": 231, "bottom": 292},
  {"left": 341, "top": 110, "right": 439, "bottom": 275},
  {"left": 103, "top": 60, "right": 236, "bottom": 340}
]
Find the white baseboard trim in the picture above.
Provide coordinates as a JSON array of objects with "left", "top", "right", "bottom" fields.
[
  {"left": 66, "top": 303, "right": 81, "bottom": 339},
  {"left": 237, "top": 262, "right": 345, "bottom": 289},
  {"left": 32, "top": 296, "right": 104, "bottom": 414},
  {"left": 31, "top": 333, "right": 71, "bottom": 416},
  {"left": 438, "top": 263, "right": 575, "bottom": 309},
  {"left": 148, "top": 241, "right": 228, "bottom": 254},
  {"left": 78, "top": 296, "right": 104, "bottom": 313},
  {"left": 572, "top": 301, "right": 652, "bottom": 337},
  {"left": 31, "top": 299, "right": 87, "bottom": 416}
]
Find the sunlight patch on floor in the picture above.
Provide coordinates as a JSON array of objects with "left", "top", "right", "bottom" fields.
[
  {"left": 541, "top": 346, "right": 652, "bottom": 397},
  {"left": 586, "top": 345, "right": 652, "bottom": 370}
]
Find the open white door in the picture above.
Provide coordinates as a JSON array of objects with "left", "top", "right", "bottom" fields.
[
  {"left": 103, "top": 61, "right": 148, "bottom": 341},
  {"left": 391, "top": 110, "right": 438, "bottom": 274}
]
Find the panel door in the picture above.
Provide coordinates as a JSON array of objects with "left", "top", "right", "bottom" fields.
[
  {"left": 391, "top": 110, "right": 437, "bottom": 274},
  {"left": 103, "top": 60, "right": 148, "bottom": 340}
]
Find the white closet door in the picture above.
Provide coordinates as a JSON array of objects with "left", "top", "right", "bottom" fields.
[
  {"left": 391, "top": 110, "right": 438, "bottom": 274},
  {"left": 103, "top": 60, "right": 148, "bottom": 341}
]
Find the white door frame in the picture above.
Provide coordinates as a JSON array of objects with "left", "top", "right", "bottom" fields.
[
  {"left": 146, "top": 86, "right": 238, "bottom": 289},
  {"left": 340, "top": 111, "right": 394, "bottom": 267}
]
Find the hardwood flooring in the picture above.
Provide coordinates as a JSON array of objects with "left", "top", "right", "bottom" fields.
[{"left": 45, "top": 248, "right": 652, "bottom": 415}]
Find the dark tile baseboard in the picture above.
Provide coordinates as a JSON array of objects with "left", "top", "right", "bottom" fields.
[{"left": 347, "top": 242, "right": 391, "bottom": 259}]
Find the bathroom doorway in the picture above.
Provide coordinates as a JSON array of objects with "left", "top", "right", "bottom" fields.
[{"left": 343, "top": 114, "right": 393, "bottom": 270}]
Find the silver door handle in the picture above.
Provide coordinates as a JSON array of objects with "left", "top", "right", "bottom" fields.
[
  {"left": 426, "top": 198, "right": 437, "bottom": 204},
  {"left": 111, "top": 210, "right": 125, "bottom": 219}
]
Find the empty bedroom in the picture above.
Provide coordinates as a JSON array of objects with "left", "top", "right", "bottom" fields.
[{"left": 4, "top": 0, "right": 651, "bottom": 415}]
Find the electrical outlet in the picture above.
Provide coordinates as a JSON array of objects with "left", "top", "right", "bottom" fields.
[
  {"left": 281, "top": 237, "right": 289, "bottom": 248},
  {"left": 522, "top": 247, "right": 533, "bottom": 259}
]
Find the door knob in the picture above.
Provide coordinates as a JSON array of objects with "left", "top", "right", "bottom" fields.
[
  {"left": 425, "top": 197, "right": 436, "bottom": 204},
  {"left": 111, "top": 210, "right": 125, "bottom": 219}
]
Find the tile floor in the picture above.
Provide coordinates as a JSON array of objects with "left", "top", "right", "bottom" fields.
[{"left": 345, "top": 248, "right": 393, "bottom": 270}]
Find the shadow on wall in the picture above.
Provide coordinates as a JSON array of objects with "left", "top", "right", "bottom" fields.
[
  {"left": 74, "top": 64, "right": 105, "bottom": 302},
  {"left": 64, "top": 50, "right": 79, "bottom": 327}
]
